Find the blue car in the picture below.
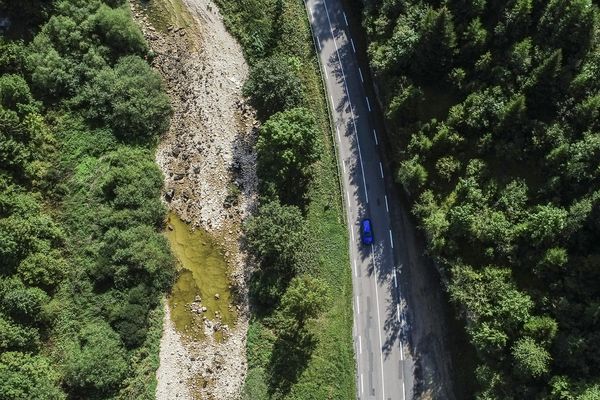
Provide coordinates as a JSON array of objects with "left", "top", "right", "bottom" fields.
[{"left": 361, "top": 219, "right": 373, "bottom": 245}]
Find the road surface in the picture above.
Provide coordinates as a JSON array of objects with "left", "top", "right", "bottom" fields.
[{"left": 304, "top": 0, "right": 457, "bottom": 399}]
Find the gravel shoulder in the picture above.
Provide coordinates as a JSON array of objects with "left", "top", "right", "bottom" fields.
[{"left": 130, "top": 1, "right": 257, "bottom": 399}]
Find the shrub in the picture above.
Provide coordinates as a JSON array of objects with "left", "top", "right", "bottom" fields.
[
  {"left": 75, "top": 56, "right": 172, "bottom": 141},
  {"left": 256, "top": 107, "right": 320, "bottom": 203},
  {"left": 243, "top": 56, "right": 304, "bottom": 119}
]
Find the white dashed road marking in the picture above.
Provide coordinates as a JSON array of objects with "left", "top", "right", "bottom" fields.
[
  {"left": 359, "top": 335, "right": 362, "bottom": 354},
  {"left": 360, "top": 374, "right": 364, "bottom": 394},
  {"left": 322, "top": 0, "right": 369, "bottom": 204}
]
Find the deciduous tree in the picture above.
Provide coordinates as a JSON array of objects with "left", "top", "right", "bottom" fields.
[{"left": 243, "top": 55, "right": 304, "bottom": 119}]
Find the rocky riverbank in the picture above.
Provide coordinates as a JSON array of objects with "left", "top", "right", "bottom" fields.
[{"left": 130, "top": 0, "right": 257, "bottom": 398}]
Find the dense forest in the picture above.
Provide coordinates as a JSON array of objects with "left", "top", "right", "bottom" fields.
[
  {"left": 0, "top": 0, "right": 174, "bottom": 399},
  {"left": 361, "top": 0, "right": 600, "bottom": 398}
]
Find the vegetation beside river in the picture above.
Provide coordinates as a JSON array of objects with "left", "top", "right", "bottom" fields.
[
  {"left": 0, "top": 1, "right": 174, "bottom": 398},
  {"left": 216, "top": 0, "right": 356, "bottom": 398}
]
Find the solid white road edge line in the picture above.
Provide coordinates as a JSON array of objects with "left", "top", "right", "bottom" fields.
[
  {"left": 370, "top": 243, "right": 386, "bottom": 400},
  {"left": 322, "top": 0, "right": 369, "bottom": 204}
]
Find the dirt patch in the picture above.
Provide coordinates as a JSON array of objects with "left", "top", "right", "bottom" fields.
[{"left": 130, "top": 1, "right": 257, "bottom": 399}]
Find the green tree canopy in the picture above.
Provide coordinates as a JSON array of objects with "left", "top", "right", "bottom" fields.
[
  {"left": 96, "top": 225, "right": 175, "bottom": 292},
  {"left": 244, "top": 199, "right": 305, "bottom": 274},
  {"left": 512, "top": 337, "right": 552, "bottom": 379},
  {"left": 17, "top": 250, "right": 67, "bottom": 290},
  {"left": 74, "top": 55, "right": 171, "bottom": 141},
  {"left": 243, "top": 55, "right": 304, "bottom": 119},
  {"left": 91, "top": 5, "right": 147, "bottom": 59},
  {"left": 280, "top": 275, "right": 329, "bottom": 326},
  {"left": 0, "top": 277, "right": 49, "bottom": 324},
  {"left": 256, "top": 107, "right": 320, "bottom": 203},
  {"left": 0, "top": 352, "right": 64, "bottom": 400},
  {"left": 62, "top": 321, "right": 128, "bottom": 396},
  {"left": 0, "top": 74, "right": 36, "bottom": 112},
  {"left": 0, "top": 313, "right": 40, "bottom": 352}
]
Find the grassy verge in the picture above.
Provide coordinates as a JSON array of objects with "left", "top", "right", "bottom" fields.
[{"left": 215, "top": 0, "right": 355, "bottom": 398}]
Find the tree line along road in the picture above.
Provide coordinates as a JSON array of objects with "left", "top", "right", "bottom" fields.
[{"left": 304, "top": 0, "right": 457, "bottom": 398}]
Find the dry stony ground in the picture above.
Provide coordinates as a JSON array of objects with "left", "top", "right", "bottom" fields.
[{"left": 130, "top": 1, "right": 257, "bottom": 399}]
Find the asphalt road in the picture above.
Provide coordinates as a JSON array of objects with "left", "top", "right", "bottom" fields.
[{"left": 304, "top": 0, "right": 414, "bottom": 398}]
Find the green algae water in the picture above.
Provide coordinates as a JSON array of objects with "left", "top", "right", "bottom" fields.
[{"left": 165, "top": 212, "right": 236, "bottom": 341}]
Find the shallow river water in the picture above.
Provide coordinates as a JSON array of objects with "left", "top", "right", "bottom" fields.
[{"left": 164, "top": 212, "right": 235, "bottom": 341}]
